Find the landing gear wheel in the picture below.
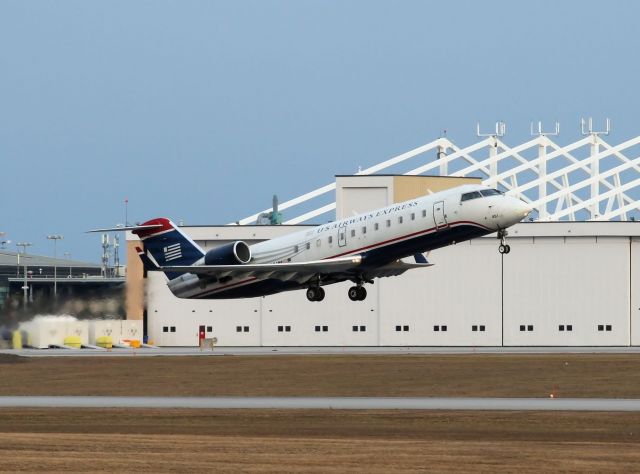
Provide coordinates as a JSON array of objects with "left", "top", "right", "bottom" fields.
[
  {"left": 348, "top": 286, "right": 360, "bottom": 301},
  {"left": 348, "top": 286, "right": 367, "bottom": 301},
  {"left": 306, "top": 287, "right": 325, "bottom": 302},
  {"left": 497, "top": 229, "right": 510, "bottom": 254},
  {"left": 306, "top": 288, "right": 316, "bottom": 301}
]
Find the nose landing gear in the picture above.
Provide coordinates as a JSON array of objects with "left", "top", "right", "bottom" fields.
[{"left": 498, "top": 229, "right": 511, "bottom": 254}]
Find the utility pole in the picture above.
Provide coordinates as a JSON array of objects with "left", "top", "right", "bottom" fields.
[
  {"left": 16, "top": 242, "right": 33, "bottom": 309},
  {"left": 64, "top": 252, "right": 72, "bottom": 277},
  {"left": 47, "top": 235, "right": 63, "bottom": 299}
]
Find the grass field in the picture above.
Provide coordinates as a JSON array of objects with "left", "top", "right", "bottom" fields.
[
  {"left": 2, "top": 353, "right": 640, "bottom": 398},
  {"left": 2, "top": 353, "right": 640, "bottom": 472}
]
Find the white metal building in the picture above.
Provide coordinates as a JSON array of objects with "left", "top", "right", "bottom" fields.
[
  {"left": 127, "top": 124, "right": 640, "bottom": 347},
  {"left": 136, "top": 221, "right": 640, "bottom": 347}
]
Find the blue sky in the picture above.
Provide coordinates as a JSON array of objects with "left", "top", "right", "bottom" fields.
[{"left": 1, "top": 0, "right": 638, "bottom": 262}]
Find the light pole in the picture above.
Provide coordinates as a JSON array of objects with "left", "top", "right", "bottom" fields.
[
  {"left": 16, "top": 242, "right": 33, "bottom": 309},
  {"left": 47, "top": 235, "right": 63, "bottom": 299}
]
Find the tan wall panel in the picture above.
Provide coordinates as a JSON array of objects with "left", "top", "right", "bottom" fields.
[
  {"left": 125, "top": 240, "right": 144, "bottom": 320},
  {"left": 393, "top": 176, "right": 481, "bottom": 203},
  {"left": 340, "top": 187, "right": 388, "bottom": 217}
]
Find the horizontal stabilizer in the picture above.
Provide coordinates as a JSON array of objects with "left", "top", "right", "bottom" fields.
[{"left": 86, "top": 224, "right": 163, "bottom": 233}]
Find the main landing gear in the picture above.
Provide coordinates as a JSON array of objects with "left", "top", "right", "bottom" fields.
[
  {"left": 307, "top": 285, "right": 368, "bottom": 301},
  {"left": 498, "top": 229, "right": 511, "bottom": 254},
  {"left": 306, "top": 276, "right": 370, "bottom": 302},
  {"left": 306, "top": 286, "right": 325, "bottom": 302},
  {"left": 348, "top": 285, "right": 367, "bottom": 301}
]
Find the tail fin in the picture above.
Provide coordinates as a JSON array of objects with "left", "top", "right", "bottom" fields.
[{"left": 133, "top": 218, "right": 204, "bottom": 279}]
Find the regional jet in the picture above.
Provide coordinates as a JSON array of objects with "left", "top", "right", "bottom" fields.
[{"left": 93, "top": 184, "right": 531, "bottom": 301}]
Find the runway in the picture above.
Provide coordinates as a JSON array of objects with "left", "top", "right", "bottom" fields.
[
  {"left": 2, "top": 396, "right": 640, "bottom": 411},
  {"left": 3, "top": 346, "right": 640, "bottom": 357}
]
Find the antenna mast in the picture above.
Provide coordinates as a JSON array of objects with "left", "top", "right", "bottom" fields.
[
  {"left": 113, "top": 234, "right": 120, "bottom": 277},
  {"left": 101, "top": 234, "right": 111, "bottom": 277}
]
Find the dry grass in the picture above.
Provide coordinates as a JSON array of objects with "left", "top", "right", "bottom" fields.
[
  {"left": 1, "top": 353, "right": 640, "bottom": 398},
  {"left": 3, "top": 432, "right": 640, "bottom": 473},
  {"left": 3, "top": 354, "right": 640, "bottom": 472},
  {"left": 1, "top": 409, "right": 640, "bottom": 473}
]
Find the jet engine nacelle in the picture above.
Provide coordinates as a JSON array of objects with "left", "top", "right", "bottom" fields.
[{"left": 204, "top": 241, "right": 252, "bottom": 265}]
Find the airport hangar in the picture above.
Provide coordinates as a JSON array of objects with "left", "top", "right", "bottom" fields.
[{"left": 125, "top": 126, "right": 640, "bottom": 348}]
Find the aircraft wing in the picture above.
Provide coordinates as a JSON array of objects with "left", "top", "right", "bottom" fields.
[
  {"left": 158, "top": 255, "right": 363, "bottom": 281},
  {"left": 367, "top": 259, "right": 434, "bottom": 279}
]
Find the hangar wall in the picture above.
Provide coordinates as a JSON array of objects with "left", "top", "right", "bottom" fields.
[
  {"left": 138, "top": 223, "right": 640, "bottom": 348},
  {"left": 129, "top": 174, "right": 640, "bottom": 347}
]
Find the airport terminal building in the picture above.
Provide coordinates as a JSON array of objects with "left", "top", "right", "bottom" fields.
[{"left": 126, "top": 138, "right": 640, "bottom": 348}]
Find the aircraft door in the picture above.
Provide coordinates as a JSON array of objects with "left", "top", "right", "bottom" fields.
[
  {"left": 198, "top": 325, "right": 206, "bottom": 347},
  {"left": 433, "top": 201, "right": 448, "bottom": 230},
  {"left": 338, "top": 227, "right": 347, "bottom": 247}
]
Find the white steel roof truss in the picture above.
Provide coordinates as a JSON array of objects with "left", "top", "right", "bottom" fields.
[
  {"left": 235, "top": 139, "right": 448, "bottom": 225},
  {"left": 545, "top": 140, "right": 635, "bottom": 205},
  {"left": 236, "top": 132, "right": 640, "bottom": 225},
  {"left": 559, "top": 178, "right": 639, "bottom": 221},
  {"left": 508, "top": 138, "right": 640, "bottom": 211},
  {"left": 540, "top": 165, "right": 639, "bottom": 220}
]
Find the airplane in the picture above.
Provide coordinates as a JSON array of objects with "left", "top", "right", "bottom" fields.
[{"left": 91, "top": 184, "right": 532, "bottom": 302}]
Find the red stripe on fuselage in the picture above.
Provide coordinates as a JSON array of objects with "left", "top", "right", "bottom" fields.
[
  {"left": 185, "top": 220, "right": 491, "bottom": 299},
  {"left": 327, "top": 220, "right": 492, "bottom": 259}
]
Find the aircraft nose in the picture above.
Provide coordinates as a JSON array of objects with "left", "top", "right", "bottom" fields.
[
  {"left": 507, "top": 198, "right": 533, "bottom": 222},
  {"left": 517, "top": 200, "right": 533, "bottom": 219}
]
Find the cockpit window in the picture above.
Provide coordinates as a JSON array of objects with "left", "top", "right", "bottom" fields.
[
  {"left": 460, "top": 191, "right": 482, "bottom": 202},
  {"left": 461, "top": 189, "right": 503, "bottom": 202}
]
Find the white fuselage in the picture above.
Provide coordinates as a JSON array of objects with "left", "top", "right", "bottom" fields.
[{"left": 169, "top": 184, "right": 531, "bottom": 298}]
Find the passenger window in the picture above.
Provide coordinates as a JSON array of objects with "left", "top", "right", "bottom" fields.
[
  {"left": 411, "top": 213, "right": 415, "bottom": 220},
  {"left": 316, "top": 239, "right": 321, "bottom": 247},
  {"left": 398, "top": 216, "right": 403, "bottom": 224},
  {"left": 328, "top": 236, "right": 333, "bottom": 244},
  {"left": 350, "top": 229, "right": 356, "bottom": 237},
  {"left": 362, "top": 226, "right": 366, "bottom": 234},
  {"left": 374, "top": 223, "right": 379, "bottom": 231},
  {"left": 306, "top": 242, "right": 310, "bottom": 250},
  {"left": 386, "top": 219, "right": 391, "bottom": 227},
  {"left": 422, "top": 210, "right": 426, "bottom": 218}
]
